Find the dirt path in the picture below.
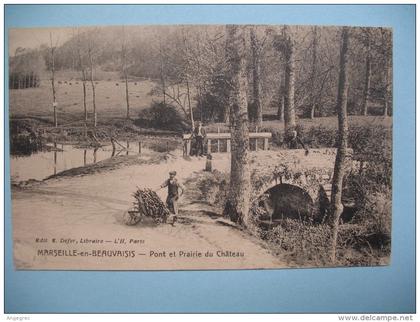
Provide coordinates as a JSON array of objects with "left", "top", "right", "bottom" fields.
[{"left": 12, "top": 153, "right": 286, "bottom": 270}]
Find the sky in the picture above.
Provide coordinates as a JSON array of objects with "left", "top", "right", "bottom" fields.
[{"left": 8, "top": 25, "right": 179, "bottom": 56}]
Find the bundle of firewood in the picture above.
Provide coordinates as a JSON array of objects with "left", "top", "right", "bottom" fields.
[{"left": 125, "top": 188, "right": 170, "bottom": 225}]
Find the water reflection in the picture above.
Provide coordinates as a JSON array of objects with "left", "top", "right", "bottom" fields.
[{"left": 11, "top": 141, "right": 153, "bottom": 182}]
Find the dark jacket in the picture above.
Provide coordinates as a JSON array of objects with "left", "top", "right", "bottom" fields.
[{"left": 193, "top": 126, "right": 206, "bottom": 138}]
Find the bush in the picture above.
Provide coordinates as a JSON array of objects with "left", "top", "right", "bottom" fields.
[
  {"left": 194, "top": 170, "right": 229, "bottom": 207},
  {"left": 269, "top": 130, "right": 284, "bottom": 147},
  {"left": 263, "top": 217, "right": 390, "bottom": 267},
  {"left": 10, "top": 119, "right": 44, "bottom": 156},
  {"left": 345, "top": 125, "right": 392, "bottom": 207},
  {"left": 135, "top": 102, "right": 189, "bottom": 132},
  {"left": 268, "top": 123, "right": 391, "bottom": 154},
  {"left": 350, "top": 189, "right": 392, "bottom": 249},
  {"left": 302, "top": 125, "right": 337, "bottom": 148},
  {"left": 262, "top": 219, "right": 332, "bottom": 266},
  {"left": 10, "top": 134, "right": 43, "bottom": 156},
  {"left": 348, "top": 125, "right": 391, "bottom": 156}
]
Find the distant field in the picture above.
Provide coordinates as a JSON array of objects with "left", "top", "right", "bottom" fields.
[
  {"left": 9, "top": 78, "right": 163, "bottom": 123},
  {"left": 206, "top": 115, "right": 392, "bottom": 133},
  {"left": 9, "top": 73, "right": 392, "bottom": 133},
  {"left": 262, "top": 115, "right": 392, "bottom": 131}
]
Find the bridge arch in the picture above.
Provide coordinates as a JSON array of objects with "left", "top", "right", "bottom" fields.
[{"left": 258, "top": 182, "right": 330, "bottom": 223}]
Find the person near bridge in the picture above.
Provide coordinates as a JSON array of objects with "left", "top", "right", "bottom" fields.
[
  {"left": 192, "top": 121, "right": 206, "bottom": 157},
  {"left": 285, "top": 129, "right": 309, "bottom": 155}
]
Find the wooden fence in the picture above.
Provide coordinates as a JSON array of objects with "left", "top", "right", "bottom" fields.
[{"left": 182, "top": 132, "right": 272, "bottom": 156}]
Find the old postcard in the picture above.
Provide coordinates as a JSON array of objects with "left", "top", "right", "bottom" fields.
[{"left": 9, "top": 24, "right": 392, "bottom": 270}]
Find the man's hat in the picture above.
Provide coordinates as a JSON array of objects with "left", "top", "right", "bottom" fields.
[{"left": 169, "top": 171, "right": 177, "bottom": 175}]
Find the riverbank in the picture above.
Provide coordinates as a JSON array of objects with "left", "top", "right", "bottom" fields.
[{"left": 10, "top": 117, "right": 182, "bottom": 146}]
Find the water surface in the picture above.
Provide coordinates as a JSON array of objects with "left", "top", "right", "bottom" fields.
[{"left": 11, "top": 142, "right": 151, "bottom": 182}]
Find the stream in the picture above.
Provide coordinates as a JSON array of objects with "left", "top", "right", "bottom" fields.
[{"left": 10, "top": 141, "right": 152, "bottom": 182}]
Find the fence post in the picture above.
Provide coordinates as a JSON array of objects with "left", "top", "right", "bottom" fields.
[
  {"left": 264, "top": 138, "right": 269, "bottom": 150},
  {"left": 187, "top": 138, "right": 191, "bottom": 156},
  {"left": 216, "top": 127, "right": 220, "bottom": 152},
  {"left": 207, "top": 139, "right": 212, "bottom": 154}
]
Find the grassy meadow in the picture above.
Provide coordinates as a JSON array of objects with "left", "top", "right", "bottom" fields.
[{"left": 9, "top": 72, "right": 162, "bottom": 123}]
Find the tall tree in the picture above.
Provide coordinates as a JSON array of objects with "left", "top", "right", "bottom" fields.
[
  {"left": 277, "top": 84, "right": 285, "bottom": 121},
  {"left": 309, "top": 26, "right": 318, "bottom": 119},
  {"left": 284, "top": 27, "right": 296, "bottom": 133},
  {"left": 223, "top": 25, "right": 251, "bottom": 227},
  {"left": 121, "top": 27, "right": 130, "bottom": 119},
  {"left": 250, "top": 26, "right": 262, "bottom": 127},
  {"left": 328, "top": 27, "right": 351, "bottom": 264},
  {"left": 87, "top": 34, "right": 98, "bottom": 128},
  {"left": 362, "top": 30, "right": 372, "bottom": 116},
  {"left": 76, "top": 30, "right": 88, "bottom": 138},
  {"left": 181, "top": 29, "right": 195, "bottom": 129},
  {"left": 273, "top": 26, "right": 297, "bottom": 133},
  {"left": 381, "top": 28, "right": 392, "bottom": 116},
  {"left": 49, "top": 33, "right": 58, "bottom": 127},
  {"left": 158, "top": 37, "right": 166, "bottom": 105}
]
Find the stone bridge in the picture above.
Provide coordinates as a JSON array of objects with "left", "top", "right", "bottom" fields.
[{"left": 249, "top": 148, "right": 354, "bottom": 225}]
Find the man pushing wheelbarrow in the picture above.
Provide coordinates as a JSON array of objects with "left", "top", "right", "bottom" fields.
[
  {"left": 156, "top": 171, "right": 185, "bottom": 226},
  {"left": 124, "top": 171, "right": 184, "bottom": 227}
]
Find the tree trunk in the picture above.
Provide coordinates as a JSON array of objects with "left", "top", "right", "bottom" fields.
[
  {"left": 383, "top": 59, "right": 391, "bottom": 116},
  {"left": 121, "top": 51, "right": 130, "bottom": 119},
  {"left": 91, "top": 80, "right": 97, "bottom": 127},
  {"left": 50, "top": 33, "right": 58, "bottom": 128},
  {"left": 277, "top": 95, "right": 285, "bottom": 122},
  {"left": 88, "top": 49, "right": 97, "bottom": 128},
  {"left": 82, "top": 78, "right": 87, "bottom": 122},
  {"left": 76, "top": 30, "right": 87, "bottom": 138},
  {"left": 383, "top": 41, "right": 392, "bottom": 116},
  {"left": 362, "top": 37, "right": 371, "bottom": 116},
  {"left": 329, "top": 27, "right": 350, "bottom": 265},
  {"left": 224, "top": 104, "right": 230, "bottom": 124},
  {"left": 223, "top": 25, "right": 251, "bottom": 227},
  {"left": 161, "top": 68, "right": 166, "bottom": 105},
  {"left": 277, "top": 68, "right": 285, "bottom": 121},
  {"left": 158, "top": 40, "right": 166, "bottom": 105},
  {"left": 82, "top": 74, "right": 88, "bottom": 138},
  {"left": 310, "top": 27, "right": 318, "bottom": 119},
  {"left": 250, "top": 27, "right": 262, "bottom": 127},
  {"left": 121, "top": 27, "right": 130, "bottom": 119},
  {"left": 186, "top": 78, "right": 194, "bottom": 129},
  {"left": 196, "top": 85, "right": 204, "bottom": 122},
  {"left": 284, "top": 30, "right": 296, "bottom": 134},
  {"left": 181, "top": 32, "right": 195, "bottom": 129},
  {"left": 124, "top": 72, "right": 130, "bottom": 119}
]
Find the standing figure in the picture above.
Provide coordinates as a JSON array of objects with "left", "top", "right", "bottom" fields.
[
  {"left": 157, "top": 171, "right": 185, "bottom": 225},
  {"left": 285, "top": 129, "right": 309, "bottom": 155},
  {"left": 205, "top": 154, "right": 213, "bottom": 172},
  {"left": 193, "top": 121, "right": 206, "bottom": 157}
]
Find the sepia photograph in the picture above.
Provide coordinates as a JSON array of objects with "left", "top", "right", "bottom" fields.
[{"left": 9, "top": 23, "right": 393, "bottom": 271}]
